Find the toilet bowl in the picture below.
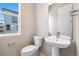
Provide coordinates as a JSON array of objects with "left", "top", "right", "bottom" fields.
[
  {"left": 21, "top": 36, "right": 43, "bottom": 56},
  {"left": 21, "top": 45, "right": 38, "bottom": 56}
]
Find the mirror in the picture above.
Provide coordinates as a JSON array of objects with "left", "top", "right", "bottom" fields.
[
  {"left": 0, "top": 3, "right": 20, "bottom": 34},
  {"left": 49, "top": 3, "right": 73, "bottom": 37}
]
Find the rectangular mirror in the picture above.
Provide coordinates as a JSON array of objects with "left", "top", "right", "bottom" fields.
[{"left": 49, "top": 3, "right": 72, "bottom": 37}]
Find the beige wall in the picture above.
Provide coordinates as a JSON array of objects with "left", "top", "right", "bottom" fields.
[
  {"left": 35, "top": 4, "right": 51, "bottom": 56},
  {"left": 0, "top": 3, "right": 36, "bottom": 56},
  {"left": 35, "top": 4, "right": 49, "bottom": 37}
]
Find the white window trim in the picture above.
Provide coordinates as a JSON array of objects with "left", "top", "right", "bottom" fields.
[{"left": 0, "top": 3, "right": 21, "bottom": 37}]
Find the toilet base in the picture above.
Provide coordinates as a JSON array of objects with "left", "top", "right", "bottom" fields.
[{"left": 21, "top": 50, "right": 39, "bottom": 56}]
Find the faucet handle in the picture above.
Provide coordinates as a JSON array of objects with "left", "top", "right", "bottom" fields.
[{"left": 48, "top": 32, "right": 51, "bottom": 36}]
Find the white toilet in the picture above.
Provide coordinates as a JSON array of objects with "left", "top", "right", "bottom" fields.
[{"left": 21, "top": 36, "right": 44, "bottom": 56}]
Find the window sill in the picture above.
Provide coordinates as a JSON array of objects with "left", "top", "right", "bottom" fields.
[{"left": 0, "top": 33, "right": 21, "bottom": 37}]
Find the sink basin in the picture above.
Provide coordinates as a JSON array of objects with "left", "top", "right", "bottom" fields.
[{"left": 45, "top": 35, "right": 71, "bottom": 48}]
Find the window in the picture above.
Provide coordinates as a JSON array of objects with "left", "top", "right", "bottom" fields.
[
  {"left": 0, "top": 3, "right": 21, "bottom": 37},
  {"left": 6, "top": 24, "right": 10, "bottom": 30}
]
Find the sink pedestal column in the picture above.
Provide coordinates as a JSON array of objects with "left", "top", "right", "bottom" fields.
[{"left": 51, "top": 47, "right": 59, "bottom": 56}]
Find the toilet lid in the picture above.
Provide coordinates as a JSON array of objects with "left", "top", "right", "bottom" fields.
[{"left": 21, "top": 45, "right": 36, "bottom": 53}]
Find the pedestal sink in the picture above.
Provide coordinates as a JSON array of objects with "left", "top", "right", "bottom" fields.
[
  {"left": 45, "top": 35, "right": 71, "bottom": 48},
  {"left": 45, "top": 35, "right": 71, "bottom": 56}
]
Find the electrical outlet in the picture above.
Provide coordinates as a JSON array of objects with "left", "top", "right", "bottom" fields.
[
  {"left": 8, "top": 42, "right": 15, "bottom": 48},
  {"left": 8, "top": 43, "right": 11, "bottom": 47}
]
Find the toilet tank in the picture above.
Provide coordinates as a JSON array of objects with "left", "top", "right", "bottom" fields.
[{"left": 34, "top": 36, "right": 44, "bottom": 47}]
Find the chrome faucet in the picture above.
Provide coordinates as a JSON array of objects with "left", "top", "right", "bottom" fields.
[
  {"left": 48, "top": 32, "right": 52, "bottom": 36},
  {"left": 56, "top": 32, "right": 60, "bottom": 38}
]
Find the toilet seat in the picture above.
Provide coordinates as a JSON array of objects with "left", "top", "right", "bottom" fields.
[{"left": 21, "top": 45, "right": 38, "bottom": 54}]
